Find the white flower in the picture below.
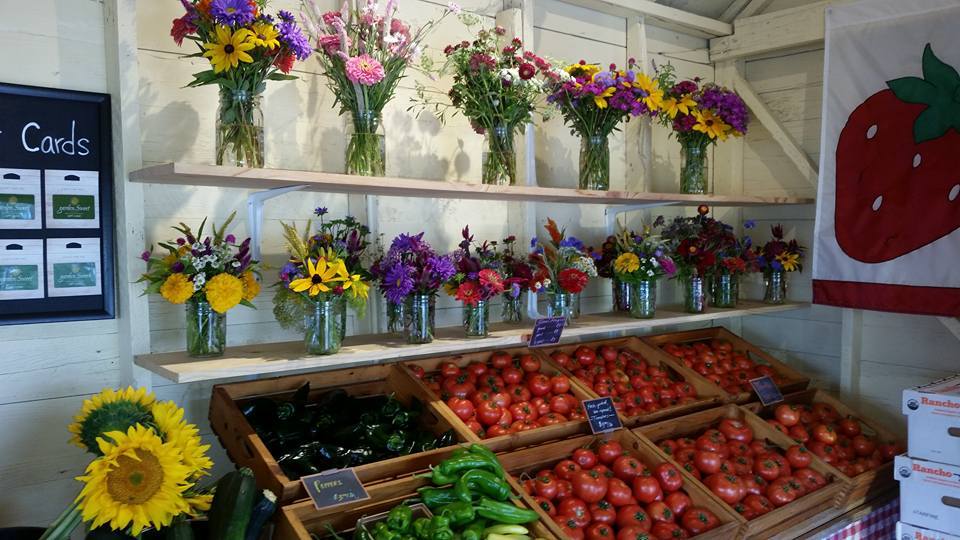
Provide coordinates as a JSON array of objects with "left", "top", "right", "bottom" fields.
[
  {"left": 232, "top": 261, "right": 241, "bottom": 268},
  {"left": 192, "top": 242, "right": 203, "bottom": 250},
  {"left": 193, "top": 273, "right": 206, "bottom": 291},
  {"left": 543, "top": 278, "right": 552, "bottom": 287},
  {"left": 647, "top": 269, "right": 654, "bottom": 276},
  {"left": 447, "top": 1, "right": 462, "bottom": 14}
]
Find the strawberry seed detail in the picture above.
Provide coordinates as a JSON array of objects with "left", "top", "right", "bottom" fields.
[
  {"left": 866, "top": 125, "right": 877, "bottom": 139},
  {"left": 872, "top": 196, "right": 883, "bottom": 211},
  {"left": 913, "top": 154, "right": 921, "bottom": 168},
  {"left": 950, "top": 185, "right": 959, "bottom": 202}
]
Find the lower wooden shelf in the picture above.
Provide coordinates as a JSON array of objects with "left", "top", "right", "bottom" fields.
[{"left": 135, "top": 300, "right": 807, "bottom": 383}]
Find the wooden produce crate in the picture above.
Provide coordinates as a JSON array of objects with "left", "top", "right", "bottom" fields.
[
  {"left": 635, "top": 404, "right": 850, "bottom": 539},
  {"left": 497, "top": 430, "right": 743, "bottom": 540},
  {"left": 532, "top": 337, "right": 725, "bottom": 427},
  {"left": 275, "top": 472, "right": 556, "bottom": 540},
  {"left": 209, "top": 364, "right": 466, "bottom": 504},
  {"left": 401, "top": 347, "right": 596, "bottom": 449},
  {"left": 743, "top": 388, "right": 902, "bottom": 508},
  {"left": 641, "top": 327, "right": 810, "bottom": 403}
]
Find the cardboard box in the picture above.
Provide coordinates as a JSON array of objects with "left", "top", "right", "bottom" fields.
[
  {"left": 903, "top": 375, "right": 960, "bottom": 465},
  {"left": 897, "top": 521, "right": 960, "bottom": 540},
  {"left": 895, "top": 455, "right": 960, "bottom": 534}
]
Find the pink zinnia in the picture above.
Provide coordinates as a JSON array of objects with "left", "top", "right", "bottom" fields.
[
  {"left": 345, "top": 54, "right": 385, "bottom": 86},
  {"left": 322, "top": 10, "right": 341, "bottom": 26},
  {"left": 318, "top": 34, "right": 341, "bottom": 55}
]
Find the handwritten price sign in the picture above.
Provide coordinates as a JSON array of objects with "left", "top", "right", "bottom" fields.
[{"left": 301, "top": 468, "right": 370, "bottom": 510}]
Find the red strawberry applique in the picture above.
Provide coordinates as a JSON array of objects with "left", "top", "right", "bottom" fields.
[{"left": 835, "top": 44, "right": 960, "bottom": 263}]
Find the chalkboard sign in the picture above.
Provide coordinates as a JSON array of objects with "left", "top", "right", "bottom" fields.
[
  {"left": 0, "top": 83, "right": 114, "bottom": 324},
  {"left": 583, "top": 397, "right": 623, "bottom": 434},
  {"left": 750, "top": 375, "right": 784, "bottom": 406},
  {"left": 301, "top": 468, "right": 370, "bottom": 510},
  {"left": 528, "top": 317, "right": 565, "bottom": 347}
]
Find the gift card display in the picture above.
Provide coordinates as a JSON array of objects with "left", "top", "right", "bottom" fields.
[
  {"left": 0, "top": 240, "right": 44, "bottom": 300},
  {"left": 44, "top": 169, "right": 99, "bottom": 228},
  {"left": 46, "top": 238, "right": 101, "bottom": 297},
  {"left": 0, "top": 169, "right": 41, "bottom": 229}
]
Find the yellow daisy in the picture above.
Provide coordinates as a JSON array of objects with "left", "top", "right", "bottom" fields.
[
  {"left": 775, "top": 252, "right": 800, "bottom": 272},
  {"left": 202, "top": 26, "right": 255, "bottom": 73},
  {"left": 69, "top": 387, "right": 157, "bottom": 455},
  {"left": 633, "top": 73, "right": 664, "bottom": 112},
  {"left": 160, "top": 273, "right": 194, "bottom": 304},
  {"left": 204, "top": 273, "right": 244, "bottom": 313},
  {"left": 250, "top": 21, "right": 280, "bottom": 50},
  {"left": 614, "top": 253, "right": 641, "bottom": 274},
  {"left": 240, "top": 271, "right": 260, "bottom": 301},
  {"left": 692, "top": 109, "right": 732, "bottom": 140},
  {"left": 75, "top": 425, "right": 193, "bottom": 536},
  {"left": 661, "top": 93, "right": 697, "bottom": 119}
]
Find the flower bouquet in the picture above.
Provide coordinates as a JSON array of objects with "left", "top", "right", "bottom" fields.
[
  {"left": 710, "top": 220, "right": 758, "bottom": 308},
  {"left": 529, "top": 218, "right": 597, "bottom": 324},
  {"left": 374, "top": 232, "right": 455, "bottom": 343},
  {"left": 301, "top": 0, "right": 456, "bottom": 176},
  {"left": 755, "top": 224, "right": 805, "bottom": 304},
  {"left": 494, "top": 234, "right": 535, "bottom": 323},
  {"left": 171, "top": 0, "right": 312, "bottom": 167},
  {"left": 653, "top": 64, "right": 749, "bottom": 194},
  {"left": 660, "top": 205, "right": 730, "bottom": 313},
  {"left": 445, "top": 226, "right": 506, "bottom": 337},
  {"left": 610, "top": 225, "right": 676, "bottom": 318},
  {"left": 547, "top": 60, "right": 661, "bottom": 190},
  {"left": 138, "top": 213, "right": 259, "bottom": 357},
  {"left": 274, "top": 209, "right": 371, "bottom": 355},
  {"left": 416, "top": 16, "right": 557, "bottom": 185}
]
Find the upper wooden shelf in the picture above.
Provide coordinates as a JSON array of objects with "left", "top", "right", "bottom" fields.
[
  {"left": 136, "top": 300, "right": 807, "bottom": 384},
  {"left": 130, "top": 163, "right": 814, "bottom": 207}
]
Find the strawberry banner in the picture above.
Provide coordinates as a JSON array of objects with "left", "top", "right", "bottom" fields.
[{"left": 813, "top": 0, "right": 960, "bottom": 316}]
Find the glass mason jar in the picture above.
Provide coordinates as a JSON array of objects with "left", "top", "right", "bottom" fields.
[
  {"left": 501, "top": 291, "right": 523, "bottom": 324},
  {"left": 185, "top": 299, "right": 226, "bottom": 358},
  {"left": 304, "top": 297, "right": 345, "bottom": 355},
  {"left": 571, "top": 292, "right": 582, "bottom": 319},
  {"left": 679, "top": 139, "right": 710, "bottom": 194},
  {"left": 404, "top": 293, "right": 435, "bottom": 344},
  {"left": 386, "top": 300, "right": 407, "bottom": 335},
  {"left": 216, "top": 88, "right": 264, "bottom": 168},
  {"left": 682, "top": 276, "right": 706, "bottom": 313},
  {"left": 462, "top": 300, "right": 490, "bottom": 338},
  {"left": 579, "top": 134, "right": 610, "bottom": 190},
  {"left": 346, "top": 110, "right": 386, "bottom": 176},
  {"left": 764, "top": 270, "right": 788, "bottom": 304},
  {"left": 482, "top": 125, "right": 517, "bottom": 185},
  {"left": 546, "top": 291, "right": 574, "bottom": 325},
  {"left": 629, "top": 280, "right": 657, "bottom": 319},
  {"left": 711, "top": 273, "right": 739, "bottom": 308},
  {"left": 612, "top": 278, "right": 632, "bottom": 312}
]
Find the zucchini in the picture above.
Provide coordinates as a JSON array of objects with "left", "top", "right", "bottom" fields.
[
  {"left": 165, "top": 519, "right": 195, "bottom": 540},
  {"left": 208, "top": 468, "right": 257, "bottom": 540},
  {"left": 244, "top": 489, "right": 278, "bottom": 540}
]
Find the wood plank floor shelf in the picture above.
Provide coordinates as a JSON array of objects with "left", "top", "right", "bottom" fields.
[
  {"left": 130, "top": 163, "right": 815, "bottom": 206},
  {"left": 135, "top": 300, "right": 807, "bottom": 383}
]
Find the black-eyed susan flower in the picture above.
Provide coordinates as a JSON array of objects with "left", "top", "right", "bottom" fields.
[
  {"left": 250, "top": 21, "right": 280, "bottom": 50},
  {"left": 692, "top": 109, "right": 732, "bottom": 140},
  {"left": 288, "top": 257, "right": 348, "bottom": 297},
  {"left": 202, "top": 26, "right": 255, "bottom": 73}
]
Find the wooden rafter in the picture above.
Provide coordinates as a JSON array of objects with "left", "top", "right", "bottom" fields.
[
  {"left": 710, "top": 1, "right": 828, "bottom": 61},
  {"left": 557, "top": 0, "right": 732, "bottom": 37}
]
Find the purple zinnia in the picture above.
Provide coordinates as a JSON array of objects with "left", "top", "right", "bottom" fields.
[
  {"left": 210, "top": 0, "right": 255, "bottom": 26},
  {"left": 277, "top": 11, "right": 313, "bottom": 61}
]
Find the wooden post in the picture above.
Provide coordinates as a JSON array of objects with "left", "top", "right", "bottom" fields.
[
  {"left": 840, "top": 308, "right": 863, "bottom": 405},
  {"left": 625, "top": 16, "right": 651, "bottom": 192}
]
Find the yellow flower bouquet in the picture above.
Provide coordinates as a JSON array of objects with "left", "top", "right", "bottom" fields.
[{"left": 137, "top": 213, "right": 260, "bottom": 357}]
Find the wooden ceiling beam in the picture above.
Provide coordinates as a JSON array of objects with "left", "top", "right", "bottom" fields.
[
  {"left": 557, "top": 0, "right": 732, "bottom": 37},
  {"left": 710, "top": 1, "right": 828, "bottom": 61}
]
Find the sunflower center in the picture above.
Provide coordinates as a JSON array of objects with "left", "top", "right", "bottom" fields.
[{"left": 106, "top": 449, "right": 164, "bottom": 505}]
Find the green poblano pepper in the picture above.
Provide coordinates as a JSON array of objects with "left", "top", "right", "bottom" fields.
[
  {"left": 412, "top": 517, "right": 431, "bottom": 540},
  {"left": 425, "top": 516, "right": 454, "bottom": 540},
  {"left": 386, "top": 505, "right": 413, "bottom": 533},
  {"left": 437, "top": 501, "right": 475, "bottom": 527}
]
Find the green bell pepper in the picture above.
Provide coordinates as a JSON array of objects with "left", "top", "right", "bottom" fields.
[{"left": 386, "top": 504, "right": 413, "bottom": 533}]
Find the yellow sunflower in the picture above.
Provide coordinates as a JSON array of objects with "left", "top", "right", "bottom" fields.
[
  {"left": 288, "top": 257, "right": 348, "bottom": 297},
  {"left": 633, "top": 73, "right": 664, "bottom": 112},
  {"left": 69, "top": 387, "right": 157, "bottom": 455},
  {"left": 202, "top": 26, "right": 255, "bottom": 73},
  {"left": 204, "top": 273, "right": 244, "bottom": 313},
  {"left": 160, "top": 273, "right": 194, "bottom": 304},
  {"left": 660, "top": 93, "right": 697, "bottom": 119},
  {"left": 75, "top": 425, "right": 193, "bottom": 536},
  {"left": 775, "top": 252, "right": 800, "bottom": 272},
  {"left": 150, "top": 400, "right": 213, "bottom": 478},
  {"left": 614, "top": 253, "right": 641, "bottom": 274},
  {"left": 692, "top": 109, "right": 732, "bottom": 140},
  {"left": 250, "top": 21, "right": 280, "bottom": 49},
  {"left": 240, "top": 271, "right": 260, "bottom": 301}
]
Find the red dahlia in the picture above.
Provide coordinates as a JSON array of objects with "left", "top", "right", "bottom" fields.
[{"left": 557, "top": 268, "right": 588, "bottom": 294}]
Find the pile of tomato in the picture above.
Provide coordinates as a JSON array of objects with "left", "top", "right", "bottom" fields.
[
  {"left": 548, "top": 345, "right": 701, "bottom": 418},
  {"left": 763, "top": 401, "right": 900, "bottom": 477},
  {"left": 520, "top": 439, "right": 724, "bottom": 540},
  {"left": 660, "top": 339, "right": 783, "bottom": 395},
  {"left": 408, "top": 351, "right": 584, "bottom": 439},
  {"left": 654, "top": 416, "right": 833, "bottom": 519}
]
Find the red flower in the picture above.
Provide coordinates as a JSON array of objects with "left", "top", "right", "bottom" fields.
[
  {"left": 170, "top": 15, "right": 196, "bottom": 47},
  {"left": 478, "top": 269, "right": 505, "bottom": 294},
  {"left": 518, "top": 63, "right": 536, "bottom": 80},
  {"left": 456, "top": 282, "right": 481, "bottom": 306},
  {"left": 558, "top": 268, "right": 588, "bottom": 294},
  {"left": 273, "top": 53, "right": 295, "bottom": 74}
]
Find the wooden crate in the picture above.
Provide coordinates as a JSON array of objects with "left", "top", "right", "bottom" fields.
[
  {"left": 743, "top": 388, "right": 902, "bottom": 508},
  {"left": 400, "top": 347, "right": 596, "bottom": 449},
  {"left": 635, "top": 404, "right": 850, "bottom": 540},
  {"left": 209, "top": 364, "right": 466, "bottom": 504},
  {"left": 274, "top": 471, "right": 557, "bottom": 540},
  {"left": 496, "top": 430, "right": 743, "bottom": 540},
  {"left": 531, "top": 337, "right": 725, "bottom": 427},
  {"left": 641, "top": 327, "right": 810, "bottom": 403}
]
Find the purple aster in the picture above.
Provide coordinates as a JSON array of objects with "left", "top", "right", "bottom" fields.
[
  {"left": 314, "top": 207, "right": 328, "bottom": 217},
  {"left": 277, "top": 13, "right": 313, "bottom": 60},
  {"left": 425, "top": 255, "right": 456, "bottom": 283},
  {"left": 391, "top": 232, "right": 425, "bottom": 253},
  {"left": 383, "top": 263, "right": 415, "bottom": 303},
  {"left": 279, "top": 262, "right": 299, "bottom": 282},
  {"left": 210, "top": 0, "right": 255, "bottom": 26}
]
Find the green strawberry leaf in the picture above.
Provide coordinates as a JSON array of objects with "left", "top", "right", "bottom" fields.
[
  {"left": 887, "top": 43, "right": 960, "bottom": 143},
  {"left": 887, "top": 76, "right": 937, "bottom": 104},
  {"left": 922, "top": 43, "right": 960, "bottom": 93},
  {"left": 914, "top": 106, "right": 955, "bottom": 143}
]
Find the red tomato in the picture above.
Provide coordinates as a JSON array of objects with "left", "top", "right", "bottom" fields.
[
  {"left": 533, "top": 496, "right": 556, "bottom": 516},
  {"left": 612, "top": 455, "right": 646, "bottom": 482},
  {"left": 509, "top": 401, "right": 537, "bottom": 423},
  {"left": 786, "top": 445, "right": 813, "bottom": 469},
  {"left": 575, "top": 346, "right": 597, "bottom": 367},
  {"left": 794, "top": 468, "right": 827, "bottom": 491},
  {"left": 743, "top": 494, "right": 774, "bottom": 516},
  {"left": 879, "top": 442, "right": 901, "bottom": 462},
  {"left": 681, "top": 462, "right": 701, "bottom": 481},
  {"left": 807, "top": 440, "right": 835, "bottom": 463},
  {"left": 527, "top": 373, "right": 553, "bottom": 397},
  {"left": 813, "top": 402, "right": 840, "bottom": 422},
  {"left": 407, "top": 364, "right": 426, "bottom": 379},
  {"left": 497, "top": 407, "right": 513, "bottom": 426},
  {"left": 693, "top": 451, "right": 723, "bottom": 475},
  {"left": 552, "top": 459, "right": 581, "bottom": 481},
  {"left": 446, "top": 397, "right": 475, "bottom": 421},
  {"left": 839, "top": 416, "right": 862, "bottom": 438},
  {"left": 559, "top": 520, "right": 586, "bottom": 540},
  {"left": 589, "top": 500, "right": 617, "bottom": 525},
  {"left": 646, "top": 501, "right": 675, "bottom": 523},
  {"left": 550, "top": 395, "right": 573, "bottom": 415},
  {"left": 766, "top": 419, "right": 789, "bottom": 435},
  {"left": 617, "top": 526, "right": 652, "bottom": 540},
  {"left": 550, "top": 374, "right": 571, "bottom": 394},
  {"left": 585, "top": 522, "right": 615, "bottom": 540},
  {"left": 572, "top": 469, "right": 609, "bottom": 503},
  {"left": 534, "top": 473, "right": 559, "bottom": 500},
  {"left": 741, "top": 474, "right": 766, "bottom": 496},
  {"left": 531, "top": 397, "right": 551, "bottom": 416},
  {"left": 813, "top": 423, "right": 839, "bottom": 445},
  {"left": 537, "top": 412, "right": 567, "bottom": 426},
  {"left": 518, "top": 354, "right": 541, "bottom": 373},
  {"left": 766, "top": 477, "right": 798, "bottom": 507},
  {"left": 558, "top": 498, "right": 591, "bottom": 525},
  {"left": 615, "top": 505, "right": 651, "bottom": 531},
  {"left": 604, "top": 478, "right": 634, "bottom": 507},
  {"left": 680, "top": 506, "right": 720, "bottom": 535},
  {"left": 754, "top": 457, "right": 781, "bottom": 481},
  {"left": 597, "top": 441, "right": 625, "bottom": 464},
  {"left": 674, "top": 447, "right": 696, "bottom": 464},
  {"left": 664, "top": 491, "right": 691, "bottom": 516},
  {"left": 552, "top": 351, "right": 573, "bottom": 369},
  {"left": 631, "top": 475, "right": 663, "bottom": 504},
  {"left": 774, "top": 404, "right": 801, "bottom": 427},
  {"left": 506, "top": 384, "right": 532, "bottom": 404},
  {"left": 464, "top": 419, "right": 484, "bottom": 438},
  {"left": 704, "top": 473, "right": 745, "bottom": 505},
  {"left": 573, "top": 448, "right": 598, "bottom": 469},
  {"left": 443, "top": 376, "right": 475, "bottom": 399},
  {"left": 695, "top": 430, "right": 727, "bottom": 454},
  {"left": 766, "top": 453, "right": 792, "bottom": 478},
  {"left": 788, "top": 424, "right": 810, "bottom": 444},
  {"left": 511, "top": 419, "right": 538, "bottom": 432},
  {"left": 731, "top": 455, "right": 753, "bottom": 476},
  {"left": 653, "top": 463, "right": 684, "bottom": 493},
  {"left": 501, "top": 367, "right": 524, "bottom": 386},
  {"left": 650, "top": 522, "right": 687, "bottom": 539},
  {"left": 439, "top": 361, "right": 461, "bottom": 378},
  {"left": 486, "top": 424, "right": 511, "bottom": 437},
  {"left": 852, "top": 435, "right": 876, "bottom": 457},
  {"left": 475, "top": 401, "right": 503, "bottom": 426},
  {"left": 489, "top": 351, "right": 512, "bottom": 369},
  {"left": 555, "top": 478, "right": 573, "bottom": 500},
  {"left": 718, "top": 418, "right": 754, "bottom": 443}
]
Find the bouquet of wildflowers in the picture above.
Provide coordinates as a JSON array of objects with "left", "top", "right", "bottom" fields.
[
  {"left": 714, "top": 221, "right": 758, "bottom": 277},
  {"left": 755, "top": 224, "right": 805, "bottom": 273},
  {"left": 660, "top": 206, "right": 731, "bottom": 281},
  {"left": 171, "top": 0, "right": 312, "bottom": 167},
  {"left": 529, "top": 219, "right": 597, "bottom": 295},
  {"left": 547, "top": 60, "right": 662, "bottom": 189},
  {"left": 446, "top": 227, "right": 506, "bottom": 306},
  {"left": 611, "top": 226, "right": 677, "bottom": 285},
  {"left": 301, "top": 0, "right": 456, "bottom": 176},
  {"left": 374, "top": 232, "right": 456, "bottom": 304}
]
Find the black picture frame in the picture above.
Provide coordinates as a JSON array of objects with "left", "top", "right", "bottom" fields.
[{"left": 0, "top": 82, "right": 115, "bottom": 325}]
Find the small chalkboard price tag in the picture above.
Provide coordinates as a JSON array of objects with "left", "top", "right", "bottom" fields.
[
  {"left": 582, "top": 397, "right": 623, "bottom": 434},
  {"left": 750, "top": 376, "right": 784, "bottom": 406},
  {"left": 527, "top": 316, "right": 565, "bottom": 347},
  {"left": 301, "top": 468, "right": 370, "bottom": 510}
]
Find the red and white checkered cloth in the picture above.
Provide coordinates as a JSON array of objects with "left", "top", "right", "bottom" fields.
[{"left": 819, "top": 498, "right": 899, "bottom": 540}]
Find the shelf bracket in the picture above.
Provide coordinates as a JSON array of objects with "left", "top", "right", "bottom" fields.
[
  {"left": 605, "top": 202, "right": 679, "bottom": 235},
  {"left": 247, "top": 185, "right": 308, "bottom": 261}
]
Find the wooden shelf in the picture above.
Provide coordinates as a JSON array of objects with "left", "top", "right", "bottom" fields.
[
  {"left": 135, "top": 300, "right": 807, "bottom": 384},
  {"left": 130, "top": 163, "right": 815, "bottom": 207}
]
